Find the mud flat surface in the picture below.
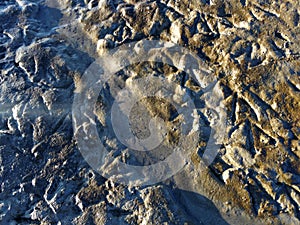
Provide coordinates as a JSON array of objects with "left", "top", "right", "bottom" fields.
[{"left": 0, "top": 0, "right": 300, "bottom": 224}]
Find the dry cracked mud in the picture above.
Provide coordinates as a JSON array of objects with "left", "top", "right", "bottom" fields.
[{"left": 0, "top": 0, "right": 300, "bottom": 224}]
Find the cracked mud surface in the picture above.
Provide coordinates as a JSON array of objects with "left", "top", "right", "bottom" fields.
[{"left": 0, "top": 0, "right": 300, "bottom": 224}]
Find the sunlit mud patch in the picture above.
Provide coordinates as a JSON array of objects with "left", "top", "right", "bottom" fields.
[
  {"left": 72, "top": 39, "right": 225, "bottom": 186},
  {"left": 92, "top": 61, "right": 211, "bottom": 169}
]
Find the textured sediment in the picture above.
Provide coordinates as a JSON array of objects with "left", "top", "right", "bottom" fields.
[{"left": 0, "top": 0, "right": 299, "bottom": 224}]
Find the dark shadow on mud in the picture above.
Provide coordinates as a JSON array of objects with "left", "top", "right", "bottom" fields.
[{"left": 172, "top": 188, "right": 230, "bottom": 225}]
